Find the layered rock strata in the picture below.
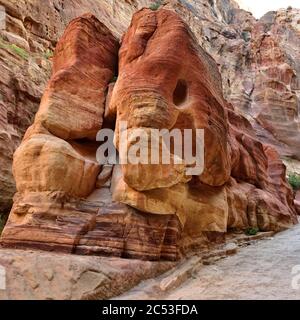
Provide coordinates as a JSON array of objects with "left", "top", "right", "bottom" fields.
[
  {"left": 1, "top": 10, "right": 297, "bottom": 260},
  {"left": 1, "top": 0, "right": 300, "bottom": 218}
]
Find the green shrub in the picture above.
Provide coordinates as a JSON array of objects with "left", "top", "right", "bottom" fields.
[
  {"left": 149, "top": 1, "right": 162, "bottom": 11},
  {"left": 45, "top": 49, "right": 54, "bottom": 59},
  {"left": 242, "top": 31, "right": 251, "bottom": 42},
  {"left": 245, "top": 227, "right": 259, "bottom": 236},
  {"left": 0, "top": 38, "right": 29, "bottom": 60},
  {"left": 10, "top": 44, "right": 29, "bottom": 59},
  {"left": 288, "top": 173, "right": 300, "bottom": 190}
]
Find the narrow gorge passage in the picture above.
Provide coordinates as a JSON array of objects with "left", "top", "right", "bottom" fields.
[
  {"left": 166, "top": 226, "right": 300, "bottom": 299},
  {"left": 119, "top": 225, "right": 300, "bottom": 300}
]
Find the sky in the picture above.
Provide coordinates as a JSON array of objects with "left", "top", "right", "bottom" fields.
[{"left": 236, "top": 0, "right": 300, "bottom": 18}]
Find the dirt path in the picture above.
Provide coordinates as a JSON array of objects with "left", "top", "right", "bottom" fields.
[
  {"left": 166, "top": 225, "right": 300, "bottom": 300},
  {"left": 117, "top": 224, "right": 300, "bottom": 300}
]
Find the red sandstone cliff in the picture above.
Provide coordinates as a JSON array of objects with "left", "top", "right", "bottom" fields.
[
  {"left": 0, "top": 7, "right": 297, "bottom": 261},
  {"left": 0, "top": 0, "right": 299, "bottom": 253}
]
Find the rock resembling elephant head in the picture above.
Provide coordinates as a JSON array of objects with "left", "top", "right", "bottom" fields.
[
  {"left": 110, "top": 8, "right": 231, "bottom": 191},
  {"left": 1, "top": 10, "right": 297, "bottom": 262},
  {"left": 109, "top": 8, "right": 232, "bottom": 230}
]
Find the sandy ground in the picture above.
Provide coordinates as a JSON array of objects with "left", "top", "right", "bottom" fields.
[{"left": 164, "top": 224, "right": 300, "bottom": 300}]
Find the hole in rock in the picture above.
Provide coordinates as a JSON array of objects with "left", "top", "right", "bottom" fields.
[
  {"left": 173, "top": 79, "right": 188, "bottom": 107},
  {"left": 70, "top": 138, "right": 99, "bottom": 161}
]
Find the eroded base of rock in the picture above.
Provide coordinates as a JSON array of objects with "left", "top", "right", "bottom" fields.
[{"left": 0, "top": 192, "right": 181, "bottom": 261}]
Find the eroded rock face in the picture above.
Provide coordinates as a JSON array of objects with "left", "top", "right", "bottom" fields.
[
  {"left": 1, "top": 0, "right": 300, "bottom": 221},
  {"left": 110, "top": 8, "right": 232, "bottom": 230},
  {"left": 13, "top": 13, "right": 119, "bottom": 195},
  {"left": 0, "top": 13, "right": 181, "bottom": 261},
  {"left": 244, "top": 10, "right": 300, "bottom": 159},
  {"left": 162, "top": 1, "right": 300, "bottom": 162},
  {"left": 0, "top": 21, "right": 51, "bottom": 215},
  {"left": 0, "top": 0, "right": 153, "bottom": 216},
  {"left": 1, "top": 9, "right": 297, "bottom": 261},
  {"left": 0, "top": 0, "right": 152, "bottom": 49}
]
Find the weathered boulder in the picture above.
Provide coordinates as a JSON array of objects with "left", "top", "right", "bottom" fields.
[
  {"left": 0, "top": 13, "right": 181, "bottom": 261},
  {"left": 1, "top": 9, "right": 298, "bottom": 261},
  {"left": 0, "top": 0, "right": 152, "bottom": 216},
  {"left": 110, "top": 9, "right": 297, "bottom": 238},
  {"left": 110, "top": 8, "right": 232, "bottom": 234},
  {"left": 1, "top": 0, "right": 300, "bottom": 227},
  {"left": 11, "top": 13, "right": 119, "bottom": 196}
]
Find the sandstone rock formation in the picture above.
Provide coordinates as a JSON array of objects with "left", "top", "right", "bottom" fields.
[
  {"left": 0, "top": 17, "right": 51, "bottom": 216},
  {"left": 1, "top": 0, "right": 300, "bottom": 222},
  {"left": 0, "top": 0, "right": 153, "bottom": 218},
  {"left": 238, "top": 9, "right": 300, "bottom": 159},
  {"left": 165, "top": 2, "right": 300, "bottom": 162},
  {"left": 0, "top": 12, "right": 182, "bottom": 261},
  {"left": 1, "top": 9, "right": 297, "bottom": 261},
  {"left": 112, "top": 8, "right": 297, "bottom": 237}
]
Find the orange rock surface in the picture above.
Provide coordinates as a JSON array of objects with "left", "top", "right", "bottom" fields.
[
  {"left": 1, "top": 9, "right": 298, "bottom": 260},
  {"left": 1, "top": 0, "right": 300, "bottom": 224}
]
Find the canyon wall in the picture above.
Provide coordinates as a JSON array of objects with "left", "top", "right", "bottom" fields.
[
  {"left": 0, "top": 9, "right": 297, "bottom": 260},
  {"left": 1, "top": 0, "right": 300, "bottom": 218},
  {"left": 0, "top": 0, "right": 153, "bottom": 216},
  {"left": 0, "top": 0, "right": 299, "bottom": 254}
]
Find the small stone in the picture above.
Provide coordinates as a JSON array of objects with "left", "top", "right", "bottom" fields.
[{"left": 224, "top": 243, "right": 238, "bottom": 255}]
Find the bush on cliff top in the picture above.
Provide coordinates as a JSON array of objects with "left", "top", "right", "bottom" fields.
[
  {"left": 149, "top": 1, "right": 162, "bottom": 11},
  {"left": 288, "top": 173, "right": 300, "bottom": 190}
]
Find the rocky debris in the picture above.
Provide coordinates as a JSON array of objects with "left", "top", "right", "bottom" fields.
[
  {"left": 1, "top": 9, "right": 297, "bottom": 262},
  {"left": 0, "top": 248, "right": 175, "bottom": 300}
]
